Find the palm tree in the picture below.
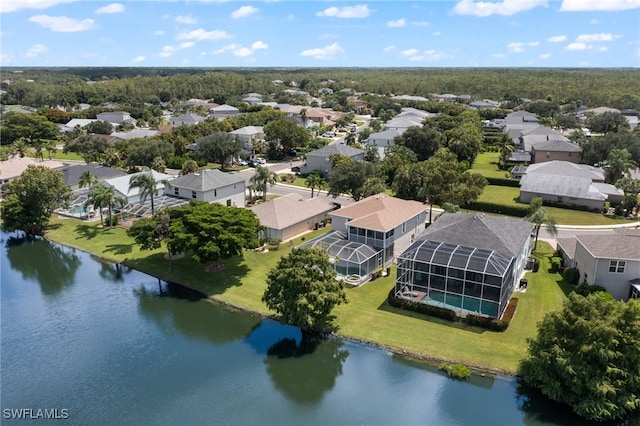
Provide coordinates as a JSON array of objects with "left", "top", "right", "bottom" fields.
[
  {"left": 78, "top": 171, "right": 99, "bottom": 189},
  {"left": 129, "top": 172, "right": 160, "bottom": 216},
  {"left": 344, "top": 132, "right": 356, "bottom": 146},
  {"left": 526, "top": 197, "right": 557, "bottom": 250},
  {"left": 305, "top": 173, "right": 326, "bottom": 198},
  {"left": 361, "top": 176, "right": 387, "bottom": 199},
  {"left": 10, "top": 138, "right": 29, "bottom": 158},
  {"left": 86, "top": 184, "right": 108, "bottom": 225},
  {"left": 604, "top": 149, "right": 637, "bottom": 184},
  {"left": 251, "top": 165, "right": 276, "bottom": 202},
  {"left": 44, "top": 140, "right": 58, "bottom": 160},
  {"left": 102, "top": 186, "right": 125, "bottom": 228},
  {"left": 180, "top": 159, "right": 199, "bottom": 176},
  {"left": 151, "top": 156, "right": 166, "bottom": 173}
]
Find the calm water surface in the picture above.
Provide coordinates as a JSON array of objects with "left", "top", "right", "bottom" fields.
[{"left": 0, "top": 233, "right": 594, "bottom": 425}]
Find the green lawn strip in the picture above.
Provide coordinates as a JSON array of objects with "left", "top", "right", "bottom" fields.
[
  {"left": 45, "top": 217, "right": 568, "bottom": 373},
  {"left": 277, "top": 174, "right": 307, "bottom": 188},
  {"left": 475, "top": 185, "right": 635, "bottom": 225},
  {"left": 471, "top": 152, "right": 508, "bottom": 179}
]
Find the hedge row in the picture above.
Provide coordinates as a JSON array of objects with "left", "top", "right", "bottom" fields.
[
  {"left": 387, "top": 289, "right": 518, "bottom": 332},
  {"left": 485, "top": 177, "right": 521, "bottom": 187},
  {"left": 464, "top": 201, "right": 530, "bottom": 217}
]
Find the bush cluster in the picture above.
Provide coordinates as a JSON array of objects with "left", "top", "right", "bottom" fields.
[
  {"left": 563, "top": 267, "right": 580, "bottom": 285},
  {"left": 439, "top": 363, "right": 471, "bottom": 380},
  {"left": 464, "top": 201, "right": 529, "bottom": 217},
  {"left": 484, "top": 177, "right": 521, "bottom": 187},
  {"left": 387, "top": 289, "right": 457, "bottom": 322}
]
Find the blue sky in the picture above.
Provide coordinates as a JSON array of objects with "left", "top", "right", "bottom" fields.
[{"left": 1, "top": 0, "right": 639, "bottom": 68}]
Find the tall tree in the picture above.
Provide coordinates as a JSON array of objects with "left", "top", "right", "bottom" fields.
[
  {"left": 129, "top": 172, "right": 160, "bottom": 216},
  {"left": 615, "top": 176, "right": 640, "bottom": 215},
  {"left": 305, "top": 173, "right": 326, "bottom": 198},
  {"left": 0, "top": 112, "right": 59, "bottom": 145},
  {"left": 86, "top": 184, "right": 108, "bottom": 225},
  {"left": 101, "top": 185, "right": 125, "bottom": 228},
  {"left": 127, "top": 211, "right": 175, "bottom": 269},
  {"left": 264, "top": 119, "right": 309, "bottom": 159},
  {"left": 194, "top": 132, "right": 243, "bottom": 168},
  {"left": 262, "top": 247, "right": 347, "bottom": 331},
  {"left": 394, "top": 126, "right": 443, "bottom": 161},
  {"left": 525, "top": 196, "right": 557, "bottom": 249},
  {"left": 168, "top": 201, "right": 262, "bottom": 266},
  {"left": 180, "top": 159, "right": 200, "bottom": 176},
  {"left": 519, "top": 293, "right": 640, "bottom": 422},
  {"left": 64, "top": 134, "right": 109, "bottom": 164},
  {"left": 604, "top": 149, "right": 637, "bottom": 184},
  {"left": 251, "top": 165, "right": 276, "bottom": 202},
  {"left": 78, "top": 171, "right": 99, "bottom": 189},
  {"left": 327, "top": 161, "right": 379, "bottom": 201},
  {"left": 0, "top": 165, "right": 71, "bottom": 237},
  {"left": 587, "top": 111, "right": 629, "bottom": 134}
]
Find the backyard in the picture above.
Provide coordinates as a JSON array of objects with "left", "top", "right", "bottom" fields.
[{"left": 45, "top": 216, "right": 571, "bottom": 373}]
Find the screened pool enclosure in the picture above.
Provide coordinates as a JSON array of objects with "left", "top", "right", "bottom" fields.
[
  {"left": 395, "top": 239, "right": 517, "bottom": 319},
  {"left": 298, "top": 231, "right": 382, "bottom": 279}
]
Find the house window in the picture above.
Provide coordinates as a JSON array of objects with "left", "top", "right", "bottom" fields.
[
  {"left": 402, "top": 222, "right": 406, "bottom": 233},
  {"left": 174, "top": 188, "right": 179, "bottom": 195},
  {"left": 226, "top": 200, "right": 231, "bottom": 206},
  {"left": 214, "top": 189, "right": 217, "bottom": 197},
  {"left": 609, "top": 260, "right": 625, "bottom": 273},
  {"left": 191, "top": 191, "right": 197, "bottom": 199}
]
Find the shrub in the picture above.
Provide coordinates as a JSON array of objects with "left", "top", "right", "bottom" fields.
[
  {"left": 371, "top": 267, "right": 383, "bottom": 280},
  {"left": 463, "top": 201, "right": 529, "bottom": 217},
  {"left": 387, "top": 289, "right": 457, "bottom": 322},
  {"left": 440, "top": 363, "right": 471, "bottom": 380},
  {"left": 575, "top": 283, "right": 609, "bottom": 297},
  {"left": 550, "top": 256, "right": 562, "bottom": 273},
  {"left": 485, "top": 177, "right": 521, "bottom": 187},
  {"left": 463, "top": 297, "right": 518, "bottom": 332},
  {"left": 563, "top": 267, "right": 580, "bottom": 285}
]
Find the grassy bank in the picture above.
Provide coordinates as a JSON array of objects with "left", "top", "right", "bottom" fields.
[{"left": 45, "top": 217, "right": 570, "bottom": 373}]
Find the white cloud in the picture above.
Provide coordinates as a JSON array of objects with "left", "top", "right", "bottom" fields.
[
  {"left": 411, "top": 21, "right": 430, "bottom": 27},
  {"left": 492, "top": 53, "right": 507, "bottom": 58},
  {"left": 383, "top": 45, "right": 396, "bottom": 52},
  {"left": 590, "top": 19, "right": 599, "bottom": 24},
  {"left": 231, "top": 5, "right": 258, "bottom": 19},
  {"left": 452, "top": 0, "right": 548, "bottom": 16},
  {"left": 528, "top": 41, "right": 539, "bottom": 46},
  {"left": 599, "top": 46, "right": 608, "bottom": 52},
  {"left": 1, "top": 0, "right": 75, "bottom": 13},
  {"left": 175, "top": 14, "right": 197, "bottom": 25},
  {"left": 576, "top": 33, "right": 620, "bottom": 42},
  {"left": 432, "top": 31, "right": 442, "bottom": 36},
  {"left": 95, "top": 3, "right": 124, "bottom": 14},
  {"left": 233, "top": 47, "right": 253, "bottom": 57},
  {"left": 566, "top": 42, "right": 588, "bottom": 50},
  {"left": 560, "top": 0, "right": 640, "bottom": 11},
  {"left": 300, "top": 42, "right": 345, "bottom": 60},
  {"left": 405, "top": 49, "right": 447, "bottom": 62},
  {"left": 507, "top": 42, "right": 525, "bottom": 52},
  {"left": 0, "top": 53, "right": 15, "bottom": 64},
  {"left": 179, "top": 42, "right": 195, "bottom": 49},
  {"left": 400, "top": 48, "right": 419, "bottom": 57},
  {"left": 387, "top": 18, "right": 405, "bottom": 28},
  {"left": 316, "top": 5, "right": 371, "bottom": 18},
  {"left": 547, "top": 35, "right": 566, "bottom": 42},
  {"left": 132, "top": 55, "right": 145, "bottom": 63},
  {"left": 28, "top": 15, "right": 96, "bottom": 32},
  {"left": 25, "top": 44, "right": 47, "bottom": 57},
  {"left": 158, "top": 42, "right": 194, "bottom": 57},
  {"left": 153, "top": 30, "right": 165, "bottom": 36},
  {"left": 539, "top": 53, "right": 552, "bottom": 58},
  {"left": 177, "top": 28, "right": 233, "bottom": 41},
  {"left": 251, "top": 40, "right": 268, "bottom": 50}
]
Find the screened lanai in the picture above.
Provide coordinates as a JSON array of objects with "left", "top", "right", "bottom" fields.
[
  {"left": 298, "top": 231, "right": 382, "bottom": 279},
  {"left": 395, "top": 239, "right": 516, "bottom": 319}
]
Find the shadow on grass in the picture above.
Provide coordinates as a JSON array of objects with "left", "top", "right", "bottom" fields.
[
  {"left": 123, "top": 252, "right": 251, "bottom": 296},
  {"left": 74, "top": 223, "right": 115, "bottom": 240},
  {"left": 104, "top": 243, "right": 134, "bottom": 255},
  {"left": 376, "top": 299, "right": 486, "bottom": 334}
]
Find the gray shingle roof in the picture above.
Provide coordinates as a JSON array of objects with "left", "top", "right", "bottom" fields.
[
  {"left": 167, "top": 169, "right": 245, "bottom": 191},
  {"left": 525, "top": 161, "right": 604, "bottom": 180},
  {"left": 520, "top": 174, "right": 607, "bottom": 201},
  {"left": 60, "top": 164, "right": 126, "bottom": 187},
  {"left": 418, "top": 213, "right": 532, "bottom": 258},
  {"left": 531, "top": 139, "right": 581, "bottom": 153},
  {"left": 576, "top": 228, "right": 640, "bottom": 260}
]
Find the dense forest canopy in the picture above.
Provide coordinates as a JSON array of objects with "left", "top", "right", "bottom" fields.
[{"left": 2, "top": 67, "right": 639, "bottom": 110}]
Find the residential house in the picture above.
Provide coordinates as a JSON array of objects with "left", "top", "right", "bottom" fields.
[
  {"left": 59, "top": 164, "right": 126, "bottom": 190},
  {"left": 169, "top": 113, "right": 207, "bottom": 126},
  {"left": 0, "top": 157, "right": 66, "bottom": 185},
  {"left": 110, "top": 129, "right": 160, "bottom": 140},
  {"left": 300, "top": 194, "right": 427, "bottom": 283},
  {"left": 249, "top": 193, "right": 335, "bottom": 242},
  {"left": 96, "top": 111, "right": 133, "bottom": 125},
  {"left": 520, "top": 127, "right": 581, "bottom": 164},
  {"left": 503, "top": 111, "right": 540, "bottom": 143},
  {"left": 164, "top": 169, "right": 246, "bottom": 207},
  {"left": 230, "top": 126, "right": 265, "bottom": 143},
  {"left": 519, "top": 161, "right": 624, "bottom": 210},
  {"left": 384, "top": 115, "right": 423, "bottom": 133},
  {"left": 209, "top": 104, "right": 240, "bottom": 118},
  {"left": 101, "top": 170, "right": 174, "bottom": 205},
  {"left": 242, "top": 96, "right": 263, "bottom": 105},
  {"left": 61, "top": 118, "right": 98, "bottom": 133},
  {"left": 470, "top": 100, "right": 497, "bottom": 110},
  {"left": 394, "top": 213, "right": 532, "bottom": 319},
  {"left": 365, "top": 128, "right": 402, "bottom": 148},
  {"left": 300, "top": 144, "right": 365, "bottom": 178},
  {"left": 556, "top": 229, "right": 640, "bottom": 300}
]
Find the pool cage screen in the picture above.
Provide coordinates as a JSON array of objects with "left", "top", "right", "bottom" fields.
[{"left": 299, "top": 231, "right": 382, "bottom": 277}]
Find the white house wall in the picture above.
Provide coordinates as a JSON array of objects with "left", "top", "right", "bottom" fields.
[
  {"left": 520, "top": 191, "right": 603, "bottom": 211},
  {"left": 170, "top": 182, "right": 245, "bottom": 207},
  {"left": 593, "top": 257, "right": 640, "bottom": 301},
  {"left": 574, "top": 242, "right": 599, "bottom": 287}
]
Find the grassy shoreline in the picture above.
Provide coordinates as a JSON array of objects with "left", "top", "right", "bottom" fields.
[{"left": 44, "top": 216, "right": 571, "bottom": 375}]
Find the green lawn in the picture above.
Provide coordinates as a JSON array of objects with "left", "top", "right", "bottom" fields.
[
  {"left": 471, "top": 152, "right": 508, "bottom": 179},
  {"left": 474, "top": 185, "right": 637, "bottom": 225},
  {"left": 45, "top": 217, "right": 571, "bottom": 373}
]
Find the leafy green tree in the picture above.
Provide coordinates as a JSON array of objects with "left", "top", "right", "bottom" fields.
[
  {"left": 519, "top": 293, "right": 640, "bottom": 422},
  {"left": 127, "top": 211, "right": 175, "bottom": 269},
  {"left": 0, "top": 112, "right": 59, "bottom": 145},
  {"left": 43, "top": 139, "right": 58, "bottom": 160},
  {"left": 615, "top": 176, "right": 640, "bottom": 214},
  {"left": 604, "top": 149, "right": 637, "bottom": 184},
  {"left": 129, "top": 172, "right": 160, "bottom": 216},
  {"left": 180, "top": 159, "right": 200, "bottom": 176},
  {"left": 85, "top": 120, "right": 114, "bottom": 135},
  {"left": 151, "top": 156, "right": 166, "bottom": 173},
  {"left": 327, "top": 161, "right": 379, "bottom": 201},
  {"left": 526, "top": 196, "right": 557, "bottom": 249},
  {"left": 444, "top": 121, "right": 483, "bottom": 165},
  {"left": 305, "top": 172, "right": 326, "bottom": 198},
  {"left": 10, "top": 138, "right": 30, "bottom": 158},
  {"left": 380, "top": 145, "right": 418, "bottom": 185},
  {"left": 394, "top": 126, "right": 443, "bottom": 161},
  {"left": 168, "top": 201, "right": 262, "bottom": 265},
  {"left": 0, "top": 165, "right": 71, "bottom": 237},
  {"left": 78, "top": 170, "right": 98, "bottom": 189},
  {"left": 125, "top": 139, "right": 175, "bottom": 168},
  {"left": 251, "top": 165, "right": 277, "bottom": 202},
  {"left": 588, "top": 111, "right": 629, "bottom": 134},
  {"left": 64, "top": 134, "right": 109, "bottom": 164},
  {"left": 194, "top": 132, "right": 243, "bottom": 168},
  {"left": 264, "top": 119, "right": 309, "bottom": 159},
  {"left": 262, "top": 247, "right": 347, "bottom": 331}
]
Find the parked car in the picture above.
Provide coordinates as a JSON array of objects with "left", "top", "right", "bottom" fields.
[{"left": 247, "top": 159, "right": 258, "bottom": 167}]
